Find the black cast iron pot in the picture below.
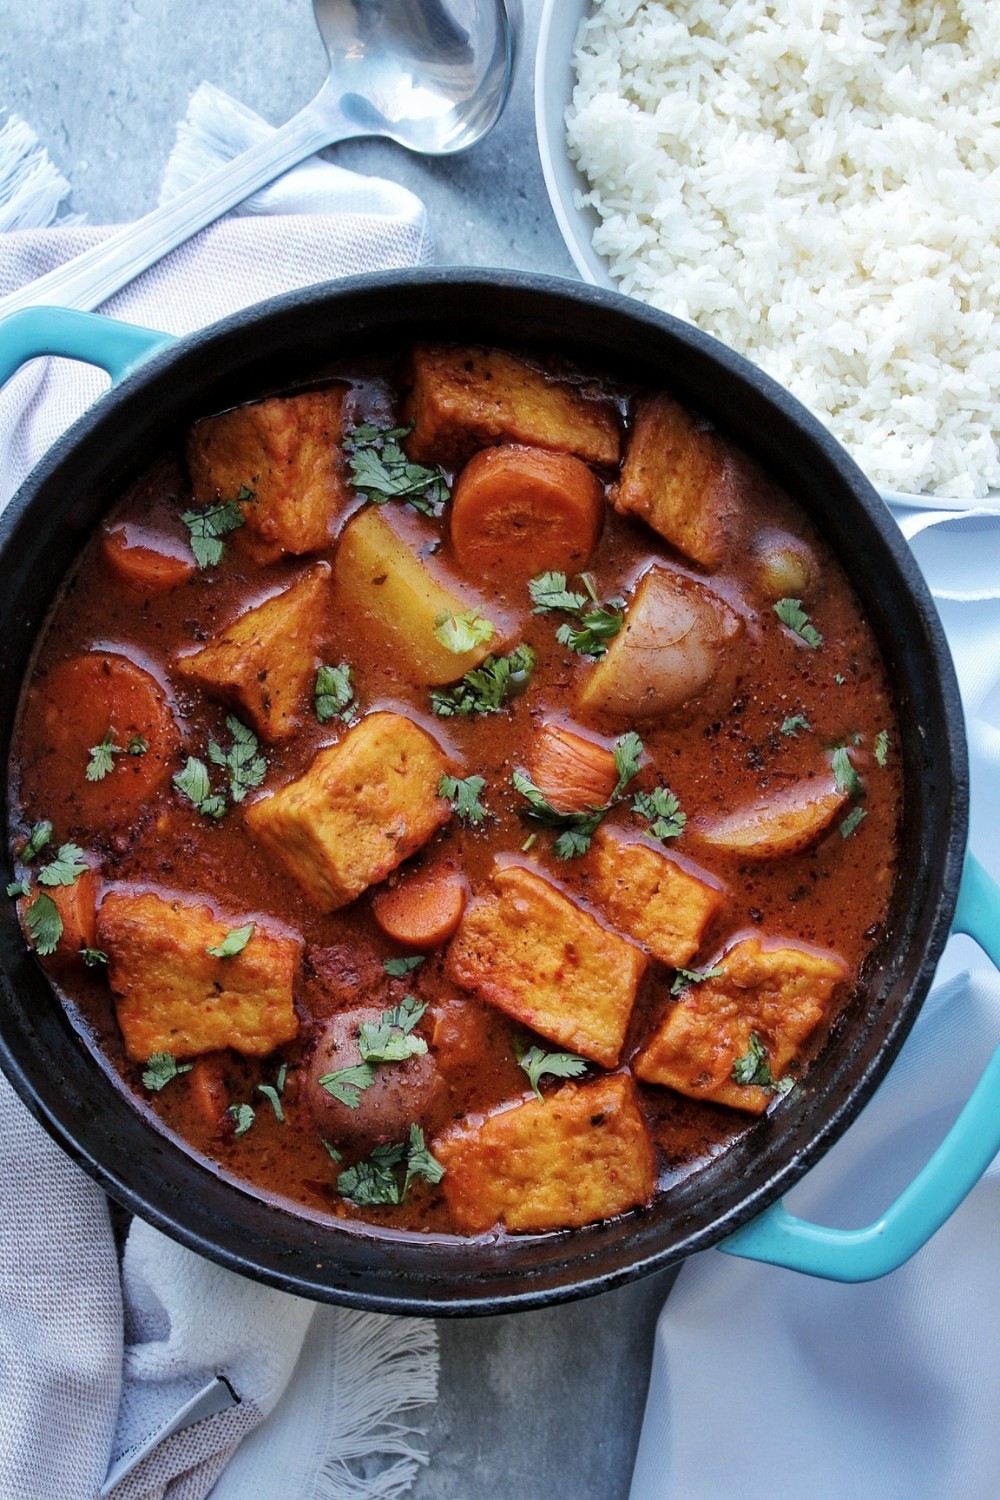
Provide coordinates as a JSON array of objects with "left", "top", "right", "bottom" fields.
[{"left": 1, "top": 270, "right": 996, "bottom": 1315}]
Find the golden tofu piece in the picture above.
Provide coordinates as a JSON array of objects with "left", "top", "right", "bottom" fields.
[
  {"left": 433, "top": 1073, "right": 656, "bottom": 1233},
  {"left": 405, "top": 344, "right": 622, "bottom": 471},
  {"left": 244, "top": 711, "right": 451, "bottom": 913},
  {"left": 445, "top": 861, "right": 646, "bottom": 1068},
  {"left": 587, "top": 826, "right": 724, "bottom": 967},
  {"left": 186, "top": 385, "right": 349, "bottom": 563},
  {"left": 96, "top": 889, "right": 300, "bottom": 1062},
  {"left": 635, "top": 937, "right": 848, "bottom": 1114},
  {"left": 610, "top": 392, "right": 734, "bottom": 569},
  {"left": 333, "top": 506, "right": 502, "bottom": 686},
  {"left": 176, "top": 563, "right": 330, "bottom": 742}
]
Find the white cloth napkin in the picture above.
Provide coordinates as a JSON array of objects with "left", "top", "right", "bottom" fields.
[
  {"left": 0, "top": 99, "right": 438, "bottom": 1500},
  {"left": 630, "top": 506, "right": 1000, "bottom": 1500}
]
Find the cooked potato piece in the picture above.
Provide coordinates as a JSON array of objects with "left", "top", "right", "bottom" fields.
[
  {"left": 97, "top": 889, "right": 300, "bottom": 1062},
  {"left": 527, "top": 723, "right": 619, "bottom": 815},
  {"left": 754, "top": 528, "right": 815, "bottom": 600},
  {"left": 445, "top": 861, "right": 646, "bottom": 1068},
  {"left": 634, "top": 937, "right": 848, "bottom": 1113},
  {"left": 586, "top": 826, "right": 724, "bottom": 967},
  {"left": 611, "top": 392, "right": 734, "bottom": 569},
  {"left": 175, "top": 563, "right": 330, "bottom": 741},
  {"left": 333, "top": 506, "right": 502, "bottom": 686},
  {"left": 433, "top": 1073, "right": 656, "bottom": 1233},
  {"left": 303, "top": 1007, "right": 446, "bottom": 1150},
  {"left": 405, "top": 345, "right": 621, "bottom": 470},
  {"left": 244, "top": 711, "right": 451, "bottom": 913},
  {"left": 186, "top": 384, "right": 349, "bottom": 563},
  {"left": 579, "top": 566, "right": 743, "bottom": 719},
  {"left": 691, "top": 773, "right": 849, "bottom": 860}
]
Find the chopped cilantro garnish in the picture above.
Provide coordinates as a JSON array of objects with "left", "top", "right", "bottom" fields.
[
  {"left": 344, "top": 422, "right": 450, "bottom": 516},
  {"left": 834, "top": 672, "right": 846, "bottom": 685},
  {"left": 433, "top": 609, "right": 495, "bottom": 655},
  {"left": 21, "top": 821, "right": 52, "bottom": 862},
  {"left": 85, "top": 729, "right": 122, "bottom": 782},
  {"left": 632, "top": 786, "right": 686, "bottom": 842},
  {"left": 318, "top": 1062, "right": 377, "bottom": 1108},
  {"left": 383, "top": 955, "right": 426, "bottom": 977},
  {"left": 181, "top": 498, "right": 246, "bottom": 568},
  {"left": 774, "top": 597, "right": 822, "bottom": 649},
  {"left": 511, "top": 732, "right": 643, "bottom": 859},
  {"left": 515, "top": 1043, "right": 588, "bottom": 1099},
  {"left": 528, "top": 572, "right": 590, "bottom": 614},
  {"left": 206, "top": 922, "right": 254, "bottom": 959},
  {"left": 831, "top": 745, "right": 863, "bottom": 800},
  {"left": 80, "top": 947, "right": 108, "bottom": 968},
  {"left": 555, "top": 606, "right": 624, "bottom": 658},
  {"left": 128, "top": 735, "right": 148, "bottom": 756},
  {"left": 358, "top": 996, "right": 428, "bottom": 1063},
  {"left": 403, "top": 1124, "right": 445, "bottom": 1194},
  {"left": 840, "top": 805, "right": 867, "bottom": 838},
  {"left": 208, "top": 715, "right": 267, "bottom": 805},
  {"left": 670, "top": 964, "right": 726, "bottom": 996},
  {"left": 874, "top": 729, "right": 890, "bottom": 767},
  {"left": 611, "top": 731, "right": 644, "bottom": 799},
  {"left": 6, "top": 878, "right": 30, "bottom": 899},
  {"left": 780, "top": 713, "right": 811, "bottom": 737},
  {"left": 226, "top": 1102, "right": 255, "bottom": 1136},
  {"left": 172, "top": 756, "right": 227, "bottom": 820},
  {"left": 142, "top": 1052, "right": 193, "bottom": 1092},
  {"left": 439, "top": 773, "right": 488, "bottom": 826},
  {"left": 337, "top": 1125, "right": 444, "bottom": 1208},
  {"left": 314, "top": 663, "right": 357, "bottom": 725},
  {"left": 529, "top": 570, "right": 624, "bottom": 659},
  {"left": 36, "top": 844, "right": 89, "bottom": 888},
  {"left": 255, "top": 1083, "right": 284, "bottom": 1123},
  {"left": 430, "top": 644, "right": 535, "bottom": 718},
  {"left": 732, "top": 1032, "right": 793, "bottom": 1094},
  {"left": 24, "top": 892, "right": 62, "bottom": 955}
]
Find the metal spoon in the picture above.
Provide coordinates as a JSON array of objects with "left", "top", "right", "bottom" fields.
[{"left": 0, "top": 0, "right": 520, "bottom": 319}]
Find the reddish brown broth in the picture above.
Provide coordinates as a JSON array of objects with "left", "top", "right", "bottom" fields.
[{"left": 6, "top": 352, "right": 902, "bottom": 1238}]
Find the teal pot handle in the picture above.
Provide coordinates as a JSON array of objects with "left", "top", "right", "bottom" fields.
[
  {"left": 0, "top": 306, "right": 174, "bottom": 388},
  {"left": 720, "top": 851, "right": 1000, "bottom": 1281}
]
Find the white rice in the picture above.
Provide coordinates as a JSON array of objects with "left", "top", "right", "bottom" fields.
[{"left": 566, "top": 0, "right": 1000, "bottom": 499}]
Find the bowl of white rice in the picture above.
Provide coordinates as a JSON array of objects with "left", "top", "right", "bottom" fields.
[{"left": 535, "top": 0, "right": 1000, "bottom": 506}]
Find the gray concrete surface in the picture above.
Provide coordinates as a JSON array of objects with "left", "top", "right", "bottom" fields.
[{"left": 0, "top": 4, "right": 675, "bottom": 1495}]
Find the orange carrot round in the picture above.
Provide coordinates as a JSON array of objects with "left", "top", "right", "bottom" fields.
[
  {"left": 449, "top": 443, "right": 605, "bottom": 576},
  {"left": 102, "top": 522, "right": 196, "bottom": 595},
  {"left": 529, "top": 723, "right": 619, "bottom": 814},
  {"left": 372, "top": 864, "right": 469, "bottom": 949}
]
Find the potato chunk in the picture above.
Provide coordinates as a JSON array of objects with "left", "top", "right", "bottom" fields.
[
  {"left": 586, "top": 826, "right": 724, "bottom": 967},
  {"left": 405, "top": 345, "right": 621, "bottom": 470},
  {"left": 96, "top": 889, "right": 300, "bottom": 1062},
  {"left": 186, "top": 385, "right": 349, "bottom": 563},
  {"left": 691, "top": 773, "right": 849, "bottom": 860},
  {"left": 579, "top": 566, "right": 743, "bottom": 719},
  {"left": 244, "top": 712, "right": 451, "bottom": 913},
  {"left": 611, "top": 392, "right": 734, "bottom": 569},
  {"left": 175, "top": 563, "right": 330, "bottom": 741},
  {"left": 433, "top": 1073, "right": 656, "bottom": 1233},
  {"left": 634, "top": 937, "right": 848, "bottom": 1114},
  {"left": 333, "top": 506, "right": 501, "bottom": 685},
  {"left": 445, "top": 861, "right": 646, "bottom": 1068}
]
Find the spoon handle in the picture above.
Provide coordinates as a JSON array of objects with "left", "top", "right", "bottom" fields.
[{"left": 0, "top": 90, "right": 363, "bottom": 320}]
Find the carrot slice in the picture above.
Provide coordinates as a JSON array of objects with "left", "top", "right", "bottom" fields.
[
  {"left": 186, "top": 1056, "right": 230, "bottom": 1132},
  {"left": 102, "top": 523, "right": 196, "bottom": 595},
  {"left": 372, "top": 864, "right": 469, "bottom": 949},
  {"left": 529, "top": 723, "right": 618, "bottom": 814},
  {"left": 449, "top": 444, "right": 604, "bottom": 576}
]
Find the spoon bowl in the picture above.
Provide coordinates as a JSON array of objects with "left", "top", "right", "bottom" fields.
[{"left": 0, "top": 0, "right": 520, "bottom": 322}]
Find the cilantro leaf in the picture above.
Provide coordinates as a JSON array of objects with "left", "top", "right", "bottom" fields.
[
  {"left": 529, "top": 569, "right": 624, "bottom": 657},
  {"left": 555, "top": 606, "right": 624, "bottom": 658},
  {"left": 670, "top": 964, "right": 726, "bottom": 996},
  {"left": 780, "top": 713, "right": 811, "bottom": 737},
  {"left": 433, "top": 609, "right": 495, "bottom": 655},
  {"left": 181, "top": 499, "right": 246, "bottom": 568},
  {"left": 6, "top": 878, "right": 30, "bottom": 898},
  {"left": 344, "top": 423, "right": 450, "bottom": 516},
  {"left": 383, "top": 955, "right": 426, "bottom": 977},
  {"left": 430, "top": 645, "right": 535, "bottom": 718},
  {"left": 612, "top": 731, "right": 644, "bottom": 799},
  {"left": 128, "top": 735, "right": 148, "bottom": 756},
  {"left": 173, "top": 756, "right": 227, "bottom": 820},
  {"left": 21, "top": 821, "right": 52, "bottom": 862},
  {"left": 874, "top": 729, "right": 890, "bottom": 767},
  {"left": 358, "top": 996, "right": 428, "bottom": 1063},
  {"left": 208, "top": 715, "right": 267, "bottom": 804},
  {"left": 831, "top": 745, "right": 863, "bottom": 800},
  {"left": 528, "top": 571, "right": 590, "bottom": 615},
  {"left": 384, "top": 995, "right": 427, "bottom": 1035},
  {"left": 206, "top": 922, "right": 254, "bottom": 959},
  {"left": 314, "top": 663, "right": 357, "bottom": 725},
  {"left": 318, "top": 1062, "right": 377, "bottom": 1108},
  {"left": 37, "top": 844, "right": 89, "bottom": 888},
  {"left": 85, "top": 729, "right": 122, "bottom": 782},
  {"left": 774, "top": 597, "right": 822, "bottom": 648},
  {"left": 632, "top": 786, "right": 686, "bottom": 842},
  {"left": 24, "top": 892, "right": 63, "bottom": 955},
  {"left": 516, "top": 1043, "right": 588, "bottom": 1099},
  {"left": 142, "top": 1052, "right": 193, "bottom": 1092},
  {"left": 732, "top": 1032, "right": 794, "bottom": 1095},
  {"left": 403, "top": 1123, "right": 445, "bottom": 1193},
  {"left": 80, "top": 947, "right": 109, "bottom": 968},
  {"left": 439, "top": 773, "right": 488, "bottom": 826},
  {"left": 511, "top": 732, "right": 643, "bottom": 859},
  {"left": 337, "top": 1142, "right": 407, "bottom": 1207},
  {"left": 226, "top": 1102, "right": 256, "bottom": 1137},
  {"left": 840, "top": 805, "right": 867, "bottom": 838},
  {"left": 255, "top": 1083, "right": 284, "bottom": 1123}
]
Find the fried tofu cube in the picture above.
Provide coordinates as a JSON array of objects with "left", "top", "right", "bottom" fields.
[
  {"left": 433, "top": 1073, "right": 656, "bottom": 1233},
  {"left": 176, "top": 563, "right": 330, "bottom": 741},
  {"left": 610, "top": 392, "right": 734, "bottom": 569},
  {"left": 445, "top": 861, "right": 646, "bottom": 1068},
  {"left": 96, "top": 889, "right": 300, "bottom": 1062},
  {"left": 405, "top": 345, "right": 622, "bottom": 471},
  {"left": 243, "top": 711, "right": 451, "bottom": 913},
  {"left": 634, "top": 937, "right": 848, "bottom": 1114},
  {"left": 186, "top": 385, "right": 349, "bottom": 563},
  {"left": 333, "top": 506, "right": 502, "bottom": 686},
  {"left": 587, "top": 826, "right": 724, "bottom": 967}
]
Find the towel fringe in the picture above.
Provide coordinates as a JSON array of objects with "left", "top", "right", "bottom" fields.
[{"left": 0, "top": 113, "right": 80, "bottom": 231}]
